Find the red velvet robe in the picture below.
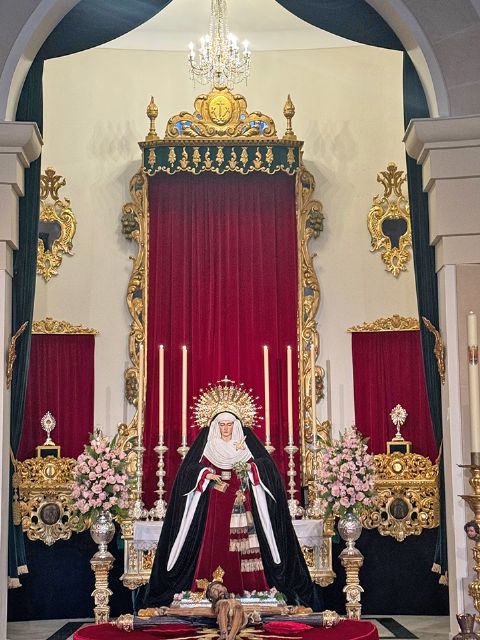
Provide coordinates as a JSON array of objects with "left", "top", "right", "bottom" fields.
[{"left": 192, "top": 460, "right": 268, "bottom": 595}]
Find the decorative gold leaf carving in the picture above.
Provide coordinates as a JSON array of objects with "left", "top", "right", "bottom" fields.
[
  {"left": 37, "top": 167, "right": 77, "bottom": 282},
  {"left": 13, "top": 456, "right": 83, "bottom": 545},
  {"left": 164, "top": 87, "right": 277, "bottom": 139},
  {"left": 367, "top": 162, "right": 411, "bottom": 278},
  {"left": 6, "top": 321, "right": 28, "bottom": 389},
  {"left": 422, "top": 317, "right": 446, "bottom": 384},
  {"left": 347, "top": 315, "right": 419, "bottom": 333},
  {"left": 32, "top": 317, "right": 98, "bottom": 335},
  {"left": 361, "top": 452, "right": 439, "bottom": 541}
]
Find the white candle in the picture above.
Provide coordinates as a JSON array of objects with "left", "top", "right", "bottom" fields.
[
  {"left": 263, "top": 345, "right": 271, "bottom": 444},
  {"left": 310, "top": 344, "right": 316, "bottom": 443},
  {"left": 181, "top": 345, "right": 187, "bottom": 447},
  {"left": 468, "top": 312, "right": 480, "bottom": 454},
  {"left": 159, "top": 345, "right": 164, "bottom": 443},
  {"left": 287, "top": 346, "right": 293, "bottom": 443},
  {"left": 138, "top": 343, "right": 145, "bottom": 441}
]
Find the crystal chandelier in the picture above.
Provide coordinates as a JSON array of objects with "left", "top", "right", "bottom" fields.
[{"left": 188, "top": 0, "right": 251, "bottom": 89}]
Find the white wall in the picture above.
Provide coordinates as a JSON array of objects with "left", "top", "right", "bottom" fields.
[{"left": 37, "top": 44, "right": 417, "bottom": 438}]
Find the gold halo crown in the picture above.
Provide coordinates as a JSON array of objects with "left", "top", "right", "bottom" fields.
[{"left": 192, "top": 377, "right": 260, "bottom": 428}]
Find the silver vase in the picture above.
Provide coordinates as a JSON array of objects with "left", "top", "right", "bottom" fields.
[
  {"left": 90, "top": 511, "right": 115, "bottom": 558},
  {"left": 338, "top": 510, "right": 362, "bottom": 551}
]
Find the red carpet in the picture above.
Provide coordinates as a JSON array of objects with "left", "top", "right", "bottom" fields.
[{"left": 74, "top": 620, "right": 378, "bottom": 640}]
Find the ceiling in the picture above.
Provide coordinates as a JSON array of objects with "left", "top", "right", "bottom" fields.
[{"left": 101, "top": 0, "right": 361, "bottom": 51}]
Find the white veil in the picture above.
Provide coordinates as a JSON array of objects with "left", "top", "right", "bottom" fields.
[{"left": 202, "top": 411, "right": 252, "bottom": 469}]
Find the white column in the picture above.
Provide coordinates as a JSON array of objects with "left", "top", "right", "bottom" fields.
[
  {"left": 405, "top": 115, "right": 480, "bottom": 637},
  {"left": 0, "top": 121, "right": 42, "bottom": 637}
]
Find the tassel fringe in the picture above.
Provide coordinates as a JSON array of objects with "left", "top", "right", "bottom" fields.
[
  {"left": 432, "top": 563, "right": 448, "bottom": 585},
  {"left": 241, "top": 558, "right": 264, "bottom": 572}
]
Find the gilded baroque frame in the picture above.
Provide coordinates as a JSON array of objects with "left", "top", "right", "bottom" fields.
[
  {"left": 37, "top": 167, "right": 77, "bottom": 282},
  {"left": 367, "top": 162, "right": 411, "bottom": 278},
  {"left": 118, "top": 89, "right": 326, "bottom": 485}
]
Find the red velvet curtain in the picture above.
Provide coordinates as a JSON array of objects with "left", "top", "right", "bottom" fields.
[
  {"left": 352, "top": 330, "right": 437, "bottom": 460},
  {"left": 18, "top": 334, "right": 95, "bottom": 460},
  {"left": 144, "top": 171, "right": 299, "bottom": 505}
]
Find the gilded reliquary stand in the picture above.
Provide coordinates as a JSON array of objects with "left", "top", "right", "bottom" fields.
[{"left": 117, "top": 87, "right": 334, "bottom": 589}]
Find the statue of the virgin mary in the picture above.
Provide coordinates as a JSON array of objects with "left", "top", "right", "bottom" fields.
[{"left": 144, "top": 383, "right": 322, "bottom": 609}]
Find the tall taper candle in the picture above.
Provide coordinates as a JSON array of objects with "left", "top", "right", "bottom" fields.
[
  {"left": 138, "top": 344, "right": 144, "bottom": 440},
  {"left": 310, "top": 344, "right": 316, "bottom": 443},
  {"left": 159, "top": 345, "right": 164, "bottom": 443},
  {"left": 468, "top": 312, "right": 480, "bottom": 460},
  {"left": 287, "top": 346, "right": 293, "bottom": 443},
  {"left": 181, "top": 345, "right": 187, "bottom": 447},
  {"left": 263, "top": 345, "right": 271, "bottom": 444}
]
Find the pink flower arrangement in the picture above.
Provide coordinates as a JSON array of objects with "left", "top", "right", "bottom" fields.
[
  {"left": 318, "top": 426, "right": 376, "bottom": 517},
  {"left": 71, "top": 431, "right": 131, "bottom": 528}
]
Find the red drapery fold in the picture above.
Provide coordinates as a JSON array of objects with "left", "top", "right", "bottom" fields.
[
  {"left": 18, "top": 334, "right": 95, "bottom": 460},
  {"left": 352, "top": 330, "right": 437, "bottom": 460},
  {"left": 144, "top": 171, "right": 299, "bottom": 505}
]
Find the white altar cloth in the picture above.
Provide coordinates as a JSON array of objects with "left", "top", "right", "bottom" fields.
[{"left": 133, "top": 518, "right": 323, "bottom": 551}]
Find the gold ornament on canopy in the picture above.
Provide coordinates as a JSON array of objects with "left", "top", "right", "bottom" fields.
[{"left": 192, "top": 378, "right": 260, "bottom": 428}]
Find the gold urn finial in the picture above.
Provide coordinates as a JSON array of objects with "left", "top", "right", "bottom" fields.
[
  {"left": 146, "top": 96, "right": 160, "bottom": 142},
  {"left": 283, "top": 94, "right": 297, "bottom": 140}
]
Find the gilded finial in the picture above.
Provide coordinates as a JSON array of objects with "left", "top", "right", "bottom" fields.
[
  {"left": 146, "top": 96, "right": 160, "bottom": 142},
  {"left": 283, "top": 94, "right": 296, "bottom": 140}
]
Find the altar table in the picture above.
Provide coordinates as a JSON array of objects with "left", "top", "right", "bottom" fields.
[{"left": 122, "top": 519, "right": 333, "bottom": 589}]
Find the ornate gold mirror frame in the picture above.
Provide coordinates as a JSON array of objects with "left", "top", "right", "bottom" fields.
[
  {"left": 367, "top": 162, "right": 411, "bottom": 278},
  {"left": 118, "top": 89, "right": 333, "bottom": 586},
  {"left": 37, "top": 167, "right": 77, "bottom": 282}
]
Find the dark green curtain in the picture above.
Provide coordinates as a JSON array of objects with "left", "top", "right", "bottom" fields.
[
  {"left": 403, "top": 55, "right": 447, "bottom": 582},
  {"left": 9, "top": 0, "right": 172, "bottom": 587},
  {"left": 276, "top": 0, "right": 447, "bottom": 582}
]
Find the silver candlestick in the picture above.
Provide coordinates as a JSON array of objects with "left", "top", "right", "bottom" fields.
[
  {"left": 306, "top": 441, "right": 323, "bottom": 519},
  {"left": 265, "top": 440, "right": 275, "bottom": 455},
  {"left": 177, "top": 441, "right": 190, "bottom": 459},
  {"left": 130, "top": 434, "right": 147, "bottom": 520},
  {"left": 152, "top": 441, "right": 168, "bottom": 519},
  {"left": 284, "top": 442, "right": 304, "bottom": 518}
]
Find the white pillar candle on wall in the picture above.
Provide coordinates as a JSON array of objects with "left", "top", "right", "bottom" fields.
[
  {"left": 159, "top": 345, "right": 164, "bottom": 443},
  {"left": 287, "top": 345, "right": 293, "bottom": 443},
  {"left": 263, "top": 345, "right": 271, "bottom": 443},
  {"left": 468, "top": 312, "right": 480, "bottom": 455},
  {"left": 310, "top": 344, "right": 316, "bottom": 443},
  {"left": 137, "top": 343, "right": 145, "bottom": 441},
  {"left": 181, "top": 345, "right": 187, "bottom": 446}
]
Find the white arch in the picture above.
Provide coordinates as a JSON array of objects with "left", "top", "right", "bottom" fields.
[
  {"left": 367, "top": 0, "right": 450, "bottom": 117},
  {"left": 0, "top": 0, "right": 79, "bottom": 121}
]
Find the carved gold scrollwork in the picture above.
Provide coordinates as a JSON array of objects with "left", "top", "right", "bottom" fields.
[
  {"left": 6, "top": 321, "right": 28, "bottom": 389},
  {"left": 13, "top": 456, "right": 82, "bottom": 545},
  {"left": 32, "top": 317, "right": 98, "bottom": 335},
  {"left": 361, "top": 452, "right": 439, "bottom": 541},
  {"left": 422, "top": 317, "right": 446, "bottom": 384},
  {"left": 164, "top": 86, "right": 277, "bottom": 139},
  {"left": 367, "top": 162, "right": 411, "bottom": 278},
  {"left": 347, "top": 315, "right": 419, "bottom": 333},
  {"left": 296, "top": 166, "right": 326, "bottom": 479},
  {"left": 37, "top": 167, "right": 77, "bottom": 282}
]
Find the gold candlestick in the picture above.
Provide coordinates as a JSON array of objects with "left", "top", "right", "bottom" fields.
[{"left": 461, "top": 464, "right": 480, "bottom": 618}]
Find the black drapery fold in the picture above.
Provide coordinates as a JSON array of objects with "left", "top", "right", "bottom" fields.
[
  {"left": 8, "top": 0, "right": 172, "bottom": 587},
  {"left": 275, "top": 0, "right": 447, "bottom": 581}
]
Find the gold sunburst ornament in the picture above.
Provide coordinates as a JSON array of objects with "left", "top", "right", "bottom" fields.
[{"left": 192, "top": 377, "right": 260, "bottom": 428}]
